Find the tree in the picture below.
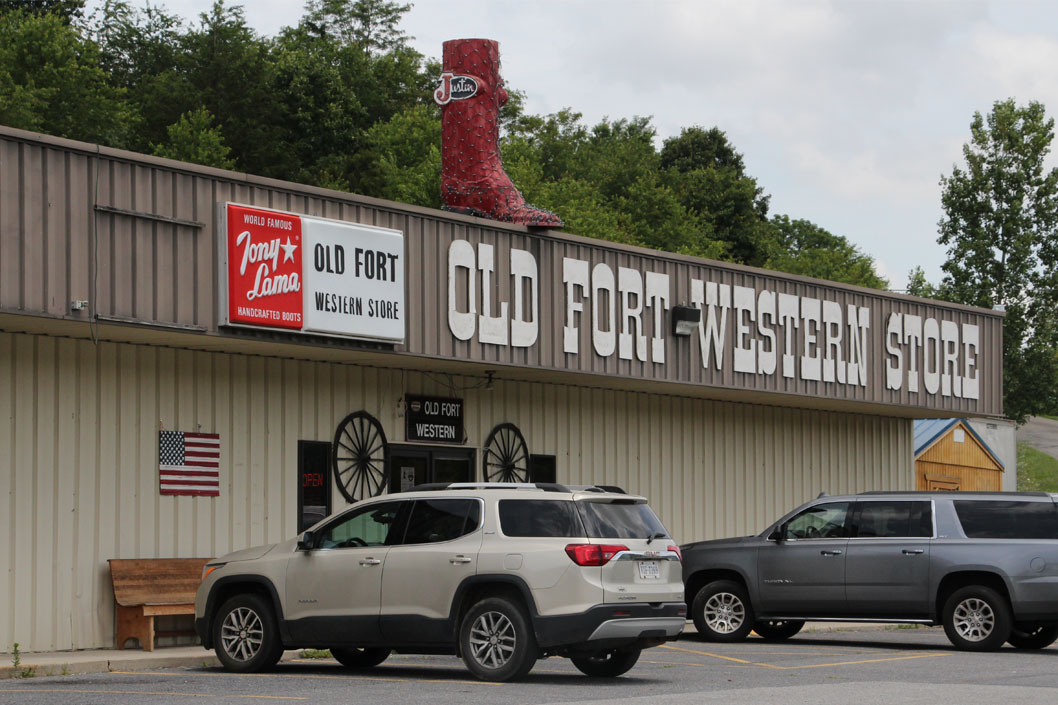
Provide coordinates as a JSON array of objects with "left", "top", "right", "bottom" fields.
[
  {"left": 0, "top": 9, "right": 131, "bottom": 145},
  {"left": 905, "top": 266, "right": 941, "bottom": 299},
  {"left": 766, "top": 215, "right": 888, "bottom": 289},
  {"left": 0, "top": 0, "right": 84, "bottom": 22},
  {"left": 938, "top": 99, "right": 1058, "bottom": 423},
  {"left": 660, "top": 127, "right": 774, "bottom": 266},
  {"left": 152, "top": 106, "right": 235, "bottom": 169}
]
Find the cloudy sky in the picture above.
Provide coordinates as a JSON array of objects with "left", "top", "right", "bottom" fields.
[{"left": 85, "top": 0, "right": 1058, "bottom": 289}]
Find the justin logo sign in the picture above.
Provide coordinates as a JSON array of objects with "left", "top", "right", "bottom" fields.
[
  {"left": 220, "top": 203, "right": 405, "bottom": 343},
  {"left": 434, "top": 72, "right": 479, "bottom": 104}
]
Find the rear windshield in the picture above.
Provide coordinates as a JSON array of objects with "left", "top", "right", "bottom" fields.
[
  {"left": 498, "top": 499, "right": 584, "bottom": 537},
  {"left": 577, "top": 501, "right": 668, "bottom": 539},
  {"left": 954, "top": 500, "right": 1058, "bottom": 539}
]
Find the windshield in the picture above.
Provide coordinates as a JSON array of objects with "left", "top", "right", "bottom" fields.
[{"left": 576, "top": 501, "right": 668, "bottom": 539}]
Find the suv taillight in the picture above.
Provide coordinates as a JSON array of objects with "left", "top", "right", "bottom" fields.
[
  {"left": 565, "top": 543, "right": 628, "bottom": 566},
  {"left": 668, "top": 545, "right": 682, "bottom": 561}
]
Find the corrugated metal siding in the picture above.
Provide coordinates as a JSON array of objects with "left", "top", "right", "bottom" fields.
[
  {"left": 0, "top": 129, "right": 1003, "bottom": 416},
  {"left": 1, "top": 331, "right": 912, "bottom": 652}
]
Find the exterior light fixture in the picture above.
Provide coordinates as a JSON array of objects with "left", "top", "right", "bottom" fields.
[{"left": 671, "top": 305, "right": 701, "bottom": 337}]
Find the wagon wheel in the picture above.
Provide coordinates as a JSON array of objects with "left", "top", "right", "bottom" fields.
[
  {"left": 482, "top": 422, "right": 529, "bottom": 483},
  {"left": 332, "top": 411, "right": 389, "bottom": 503}
]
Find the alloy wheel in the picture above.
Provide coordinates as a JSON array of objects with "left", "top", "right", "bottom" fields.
[
  {"left": 953, "top": 597, "right": 995, "bottom": 642},
  {"left": 704, "top": 592, "right": 746, "bottom": 634},
  {"left": 468, "top": 610, "right": 517, "bottom": 668},
  {"left": 220, "top": 606, "right": 264, "bottom": 662}
]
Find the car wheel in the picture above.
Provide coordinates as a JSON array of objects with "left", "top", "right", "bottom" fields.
[
  {"left": 752, "top": 620, "right": 805, "bottom": 641},
  {"left": 570, "top": 646, "right": 641, "bottom": 678},
  {"left": 1007, "top": 623, "right": 1058, "bottom": 650},
  {"left": 213, "top": 594, "right": 284, "bottom": 672},
  {"left": 330, "top": 647, "right": 391, "bottom": 668},
  {"left": 459, "top": 596, "right": 538, "bottom": 682},
  {"left": 692, "top": 580, "right": 755, "bottom": 642},
  {"left": 942, "top": 585, "right": 1012, "bottom": 651}
]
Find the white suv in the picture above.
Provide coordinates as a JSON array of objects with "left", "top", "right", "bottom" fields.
[{"left": 194, "top": 483, "right": 685, "bottom": 681}]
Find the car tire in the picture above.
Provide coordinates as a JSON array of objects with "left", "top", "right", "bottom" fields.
[
  {"left": 459, "top": 596, "right": 538, "bottom": 682},
  {"left": 570, "top": 646, "right": 641, "bottom": 678},
  {"left": 213, "top": 593, "right": 284, "bottom": 672},
  {"left": 942, "top": 585, "right": 1012, "bottom": 651},
  {"left": 752, "top": 620, "right": 805, "bottom": 641},
  {"left": 330, "top": 647, "right": 391, "bottom": 668},
  {"left": 692, "top": 580, "right": 755, "bottom": 642},
  {"left": 1006, "top": 623, "right": 1058, "bottom": 650}
]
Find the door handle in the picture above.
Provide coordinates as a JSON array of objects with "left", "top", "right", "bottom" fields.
[
  {"left": 359, "top": 558, "right": 382, "bottom": 566},
  {"left": 450, "top": 556, "right": 473, "bottom": 564},
  {"left": 902, "top": 549, "right": 925, "bottom": 555},
  {"left": 820, "top": 550, "right": 843, "bottom": 556}
]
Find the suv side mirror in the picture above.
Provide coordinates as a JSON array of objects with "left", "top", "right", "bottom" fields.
[
  {"left": 297, "top": 530, "right": 315, "bottom": 551},
  {"left": 767, "top": 527, "right": 783, "bottom": 542}
]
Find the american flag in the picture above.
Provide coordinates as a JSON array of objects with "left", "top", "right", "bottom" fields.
[{"left": 159, "top": 431, "right": 221, "bottom": 496}]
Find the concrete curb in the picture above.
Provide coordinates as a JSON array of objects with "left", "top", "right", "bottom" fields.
[{"left": 0, "top": 649, "right": 301, "bottom": 681}]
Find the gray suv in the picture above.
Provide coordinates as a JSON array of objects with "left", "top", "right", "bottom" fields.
[{"left": 681, "top": 491, "right": 1058, "bottom": 651}]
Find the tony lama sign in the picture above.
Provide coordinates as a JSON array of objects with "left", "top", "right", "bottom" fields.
[
  {"left": 221, "top": 203, "right": 405, "bottom": 343},
  {"left": 447, "top": 239, "right": 987, "bottom": 403}
]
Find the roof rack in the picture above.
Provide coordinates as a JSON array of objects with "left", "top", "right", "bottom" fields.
[
  {"left": 404, "top": 482, "right": 571, "bottom": 493},
  {"left": 858, "top": 490, "right": 1053, "bottom": 497},
  {"left": 567, "top": 485, "right": 627, "bottom": 494},
  {"left": 403, "top": 482, "right": 628, "bottom": 494}
]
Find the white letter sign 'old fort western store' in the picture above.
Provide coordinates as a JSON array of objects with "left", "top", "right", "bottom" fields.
[{"left": 446, "top": 239, "right": 983, "bottom": 403}]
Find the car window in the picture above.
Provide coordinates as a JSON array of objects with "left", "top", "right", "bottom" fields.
[
  {"left": 954, "top": 500, "right": 1058, "bottom": 539},
  {"left": 853, "top": 501, "right": 932, "bottom": 538},
  {"left": 315, "top": 501, "right": 405, "bottom": 548},
  {"left": 499, "top": 499, "right": 584, "bottom": 537},
  {"left": 784, "top": 502, "right": 850, "bottom": 539},
  {"left": 577, "top": 501, "right": 667, "bottom": 539},
  {"left": 402, "top": 499, "right": 481, "bottom": 544}
]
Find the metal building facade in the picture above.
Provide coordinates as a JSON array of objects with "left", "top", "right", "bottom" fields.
[
  {"left": 0, "top": 126, "right": 995, "bottom": 652},
  {"left": 0, "top": 330, "right": 911, "bottom": 652}
]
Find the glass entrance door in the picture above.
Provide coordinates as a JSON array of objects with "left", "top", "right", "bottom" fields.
[{"left": 389, "top": 446, "right": 474, "bottom": 492}]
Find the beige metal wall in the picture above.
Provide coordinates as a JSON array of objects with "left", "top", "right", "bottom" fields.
[{"left": 0, "top": 330, "right": 912, "bottom": 653}]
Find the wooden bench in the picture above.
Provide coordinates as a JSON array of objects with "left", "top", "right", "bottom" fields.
[{"left": 108, "top": 558, "right": 211, "bottom": 651}]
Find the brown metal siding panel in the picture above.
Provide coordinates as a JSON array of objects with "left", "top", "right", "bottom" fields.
[{"left": 0, "top": 130, "right": 1003, "bottom": 416}]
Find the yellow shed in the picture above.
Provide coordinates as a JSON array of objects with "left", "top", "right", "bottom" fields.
[{"left": 913, "top": 418, "right": 1005, "bottom": 491}]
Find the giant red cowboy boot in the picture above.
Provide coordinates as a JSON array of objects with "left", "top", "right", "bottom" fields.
[{"left": 434, "top": 38, "right": 563, "bottom": 228}]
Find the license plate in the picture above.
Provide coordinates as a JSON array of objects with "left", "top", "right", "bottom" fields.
[{"left": 637, "top": 560, "right": 660, "bottom": 579}]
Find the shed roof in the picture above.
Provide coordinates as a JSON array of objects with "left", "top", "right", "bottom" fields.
[{"left": 913, "top": 418, "right": 1004, "bottom": 469}]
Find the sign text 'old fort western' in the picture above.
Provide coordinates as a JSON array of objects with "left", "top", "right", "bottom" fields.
[
  {"left": 447, "top": 239, "right": 986, "bottom": 403},
  {"left": 220, "top": 203, "right": 405, "bottom": 343}
]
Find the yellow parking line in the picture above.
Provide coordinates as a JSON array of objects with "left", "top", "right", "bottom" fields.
[
  {"left": 660, "top": 644, "right": 783, "bottom": 669},
  {"left": 783, "top": 653, "right": 950, "bottom": 669},
  {"left": 659, "top": 644, "right": 950, "bottom": 670},
  {"left": 110, "top": 670, "right": 502, "bottom": 687},
  {"left": 0, "top": 689, "right": 304, "bottom": 700}
]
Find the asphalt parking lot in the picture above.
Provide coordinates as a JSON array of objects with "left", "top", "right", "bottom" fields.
[{"left": 2, "top": 626, "right": 1058, "bottom": 704}]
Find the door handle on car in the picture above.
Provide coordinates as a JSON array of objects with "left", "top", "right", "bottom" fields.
[
  {"left": 359, "top": 558, "right": 382, "bottom": 566},
  {"left": 902, "top": 549, "right": 925, "bottom": 555},
  {"left": 820, "top": 550, "right": 843, "bottom": 556},
  {"left": 450, "top": 555, "right": 473, "bottom": 564}
]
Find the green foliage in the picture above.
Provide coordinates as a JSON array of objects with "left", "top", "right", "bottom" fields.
[
  {"left": 0, "top": 0, "right": 84, "bottom": 22},
  {"left": 152, "top": 107, "right": 235, "bottom": 169},
  {"left": 1016, "top": 442, "right": 1058, "bottom": 492},
  {"left": 0, "top": 9, "right": 131, "bottom": 145},
  {"left": 767, "top": 215, "right": 888, "bottom": 289},
  {"left": 661, "top": 127, "right": 772, "bottom": 266},
  {"left": 938, "top": 99, "right": 1058, "bottom": 424}
]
